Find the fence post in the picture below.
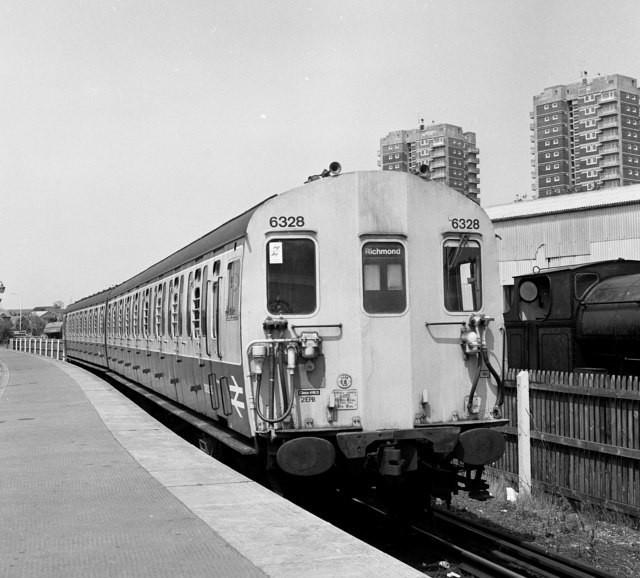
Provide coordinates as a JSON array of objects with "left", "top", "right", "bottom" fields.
[{"left": 517, "top": 370, "right": 532, "bottom": 495}]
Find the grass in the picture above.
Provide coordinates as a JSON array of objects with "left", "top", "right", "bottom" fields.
[{"left": 453, "top": 471, "right": 640, "bottom": 576}]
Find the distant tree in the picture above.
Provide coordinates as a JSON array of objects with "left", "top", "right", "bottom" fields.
[
  {"left": 30, "top": 316, "right": 47, "bottom": 336},
  {"left": 0, "top": 319, "right": 12, "bottom": 343},
  {"left": 13, "top": 314, "right": 32, "bottom": 334}
]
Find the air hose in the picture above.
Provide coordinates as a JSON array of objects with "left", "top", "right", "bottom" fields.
[
  {"left": 254, "top": 343, "right": 295, "bottom": 424},
  {"left": 467, "top": 355, "right": 483, "bottom": 415},
  {"left": 482, "top": 348, "right": 504, "bottom": 408}
]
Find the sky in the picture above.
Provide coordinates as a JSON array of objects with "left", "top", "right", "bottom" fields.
[{"left": 2, "top": 0, "right": 640, "bottom": 310}]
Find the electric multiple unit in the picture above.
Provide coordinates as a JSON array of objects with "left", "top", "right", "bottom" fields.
[{"left": 65, "top": 168, "right": 506, "bottom": 503}]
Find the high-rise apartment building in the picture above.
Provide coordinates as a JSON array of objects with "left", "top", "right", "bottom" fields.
[
  {"left": 532, "top": 73, "right": 640, "bottom": 198},
  {"left": 378, "top": 122, "right": 480, "bottom": 201}
]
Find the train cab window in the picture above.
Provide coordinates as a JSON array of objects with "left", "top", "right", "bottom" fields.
[
  {"left": 575, "top": 273, "right": 599, "bottom": 300},
  {"left": 443, "top": 237, "right": 482, "bottom": 312},
  {"left": 362, "top": 242, "right": 407, "bottom": 314},
  {"left": 267, "top": 239, "right": 316, "bottom": 315}
]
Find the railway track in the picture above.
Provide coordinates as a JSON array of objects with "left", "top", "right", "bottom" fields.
[
  {"left": 343, "top": 495, "right": 611, "bottom": 578},
  {"left": 420, "top": 508, "right": 611, "bottom": 578}
]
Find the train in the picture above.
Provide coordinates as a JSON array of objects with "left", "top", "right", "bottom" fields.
[
  {"left": 64, "top": 166, "right": 507, "bottom": 507},
  {"left": 505, "top": 259, "right": 640, "bottom": 376}
]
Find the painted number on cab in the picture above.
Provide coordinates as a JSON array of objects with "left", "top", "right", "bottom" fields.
[
  {"left": 269, "top": 216, "right": 305, "bottom": 228},
  {"left": 450, "top": 218, "right": 480, "bottom": 230}
]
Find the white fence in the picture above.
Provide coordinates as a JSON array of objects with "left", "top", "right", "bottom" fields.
[{"left": 10, "top": 338, "right": 65, "bottom": 361}]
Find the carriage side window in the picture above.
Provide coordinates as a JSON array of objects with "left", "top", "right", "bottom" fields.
[
  {"left": 211, "top": 261, "right": 220, "bottom": 339},
  {"left": 192, "top": 268, "right": 202, "bottom": 336},
  {"left": 170, "top": 278, "right": 179, "bottom": 337},
  {"left": 108, "top": 304, "right": 114, "bottom": 337},
  {"left": 125, "top": 296, "right": 132, "bottom": 337},
  {"left": 187, "top": 272, "right": 193, "bottom": 337},
  {"left": 443, "top": 237, "right": 482, "bottom": 312},
  {"left": 132, "top": 294, "right": 140, "bottom": 337},
  {"left": 143, "top": 289, "right": 150, "bottom": 337},
  {"left": 266, "top": 239, "right": 316, "bottom": 315},
  {"left": 153, "top": 286, "right": 161, "bottom": 336},
  {"left": 227, "top": 261, "right": 240, "bottom": 319},
  {"left": 362, "top": 242, "right": 407, "bottom": 314},
  {"left": 118, "top": 300, "right": 124, "bottom": 337},
  {"left": 178, "top": 275, "right": 185, "bottom": 336}
]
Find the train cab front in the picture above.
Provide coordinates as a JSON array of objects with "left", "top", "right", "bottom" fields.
[{"left": 242, "top": 171, "right": 508, "bottom": 504}]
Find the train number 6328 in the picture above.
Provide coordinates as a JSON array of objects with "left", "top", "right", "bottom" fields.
[
  {"left": 450, "top": 218, "right": 480, "bottom": 230},
  {"left": 269, "top": 216, "right": 305, "bottom": 228}
]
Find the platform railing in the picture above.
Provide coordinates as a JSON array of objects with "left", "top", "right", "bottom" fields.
[{"left": 9, "top": 338, "right": 66, "bottom": 361}]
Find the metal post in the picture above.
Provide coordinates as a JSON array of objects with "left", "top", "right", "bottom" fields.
[{"left": 517, "top": 370, "right": 532, "bottom": 495}]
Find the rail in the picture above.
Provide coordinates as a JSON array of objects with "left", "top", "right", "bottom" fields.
[{"left": 9, "top": 338, "right": 66, "bottom": 361}]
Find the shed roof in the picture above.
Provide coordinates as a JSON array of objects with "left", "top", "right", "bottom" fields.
[{"left": 486, "top": 184, "right": 640, "bottom": 221}]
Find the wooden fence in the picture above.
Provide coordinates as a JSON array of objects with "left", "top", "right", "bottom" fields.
[{"left": 492, "top": 368, "right": 640, "bottom": 515}]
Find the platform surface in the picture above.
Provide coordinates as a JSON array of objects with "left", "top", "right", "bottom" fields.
[{"left": 0, "top": 350, "right": 422, "bottom": 577}]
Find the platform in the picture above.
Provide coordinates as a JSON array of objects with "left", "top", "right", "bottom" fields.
[{"left": 0, "top": 350, "right": 422, "bottom": 577}]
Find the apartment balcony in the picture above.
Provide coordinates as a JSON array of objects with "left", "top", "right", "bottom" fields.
[
  {"left": 599, "top": 118, "right": 618, "bottom": 130},
  {"left": 468, "top": 146, "right": 479, "bottom": 154},
  {"left": 430, "top": 169, "right": 447, "bottom": 179},
  {"left": 468, "top": 175, "right": 480, "bottom": 184},
  {"left": 599, "top": 130, "right": 619, "bottom": 143},
  {"left": 467, "top": 164, "right": 479, "bottom": 174},
  {"left": 598, "top": 105, "right": 618, "bottom": 116},
  {"left": 601, "top": 168, "right": 621, "bottom": 180},
  {"left": 601, "top": 155, "right": 619, "bottom": 167},
  {"left": 430, "top": 160, "right": 446, "bottom": 169},
  {"left": 431, "top": 148, "right": 446, "bottom": 158},
  {"left": 600, "top": 143, "right": 620, "bottom": 154},
  {"left": 530, "top": 122, "right": 535, "bottom": 130}
]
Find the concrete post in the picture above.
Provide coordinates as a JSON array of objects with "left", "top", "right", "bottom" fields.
[{"left": 517, "top": 370, "right": 532, "bottom": 495}]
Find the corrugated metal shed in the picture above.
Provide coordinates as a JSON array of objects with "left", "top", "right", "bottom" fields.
[{"left": 486, "top": 185, "right": 640, "bottom": 285}]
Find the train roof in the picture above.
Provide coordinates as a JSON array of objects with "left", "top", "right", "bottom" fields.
[{"left": 66, "top": 196, "right": 275, "bottom": 312}]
